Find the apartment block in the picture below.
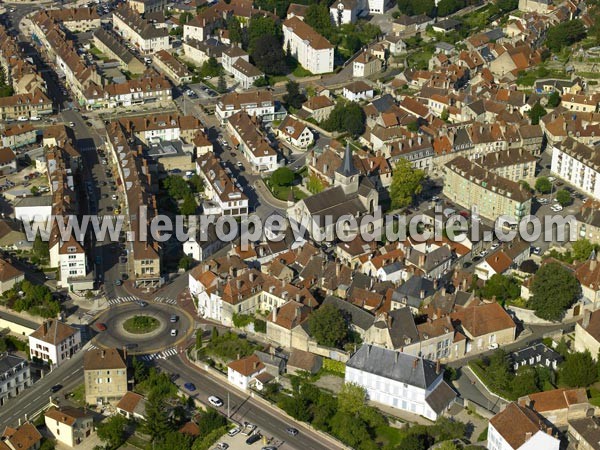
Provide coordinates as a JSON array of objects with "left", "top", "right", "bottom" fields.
[{"left": 283, "top": 17, "right": 334, "bottom": 75}]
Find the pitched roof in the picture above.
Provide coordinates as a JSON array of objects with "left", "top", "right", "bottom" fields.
[
  {"left": 116, "top": 392, "right": 146, "bottom": 415},
  {"left": 521, "top": 388, "right": 588, "bottom": 413},
  {"left": 83, "top": 348, "right": 126, "bottom": 371},
  {"left": 283, "top": 16, "right": 333, "bottom": 50},
  {"left": 30, "top": 319, "right": 78, "bottom": 345},
  {"left": 1, "top": 423, "right": 42, "bottom": 450},
  {"left": 227, "top": 354, "right": 264, "bottom": 376},
  {"left": 45, "top": 407, "right": 90, "bottom": 426},
  {"left": 0, "top": 259, "right": 23, "bottom": 282},
  {"left": 489, "top": 402, "right": 549, "bottom": 449},
  {"left": 451, "top": 302, "right": 515, "bottom": 337}
]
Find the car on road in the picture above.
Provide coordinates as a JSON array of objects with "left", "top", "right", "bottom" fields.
[
  {"left": 170, "top": 315, "right": 178, "bottom": 323},
  {"left": 286, "top": 427, "right": 299, "bottom": 436},
  {"left": 125, "top": 343, "right": 138, "bottom": 349},
  {"left": 95, "top": 323, "right": 107, "bottom": 331},
  {"left": 261, "top": 447, "right": 277, "bottom": 450},
  {"left": 245, "top": 434, "right": 261, "bottom": 445},
  {"left": 227, "top": 427, "right": 241, "bottom": 437},
  {"left": 17, "top": 116, "right": 28, "bottom": 122},
  {"left": 184, "top": 382, "right": 196, "bottom": 391},
  {"left": 50, "top": 384, "right": 62, "bottom": 393},
  {"left": 69, "top": 122, "right": 75, "bottom": 127},
  {"left": 216, "top": 443, "right": 229, "bottom": 450},
  {"left": 138, "top": 301, "right": 148, "bottom": 307},
  {"left": 551, "top": 204, "right": 563, "bottom": 212},
  {"left": 208, "top": 396, "right": 223, "bottom": 407},
  {"left": 170, "top": 329, "right": 177, "bottom": 337},
  {"left": 532, "top": 246, "right": 542, "bottom": 255},
  {"left": 490, "top": 243, "right": 500, "bottom": 251},
  {"left": 115, "top": 280, "right": 122, "bottom": 286},
  {"left": 111, "top": 194, "right": 118, "bottom": 200}
]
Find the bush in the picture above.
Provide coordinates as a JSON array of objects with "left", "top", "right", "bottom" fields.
[
  {"left": 323, "top": 358, "right": 346, "bottom": 376},
  {"left": 253, "top": 318, "right": 266, "bottom": 333},
  {"left": 191, "top": 426, "right": 228, "bottom": 450},
  {"left": 232, "top": 313, "right": 253, "bottom": 328}
]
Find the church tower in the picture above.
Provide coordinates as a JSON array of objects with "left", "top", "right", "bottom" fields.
[{"left": 334, "top": 143, "right": 359, "bottom": 195}]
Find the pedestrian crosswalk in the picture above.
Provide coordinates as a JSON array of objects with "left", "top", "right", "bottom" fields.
[
  {"left": 107, "top": 296, "right": 139, "bottom": 306},
  {"left": 154, "top": 296, "right": 177, "bottom": 305},
  {"left": 140, "top": 347, "right": 178, "bottom": 361},
  {"left": 87, "top": 344, "right": 99, "bottom": 351}
]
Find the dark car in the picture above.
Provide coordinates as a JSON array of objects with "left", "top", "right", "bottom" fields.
[
  {"left": 114, "top": 279, "right": 122, "bottom": 286},
  {"left": 50, "top": 384, "right": 62, "bottom": 393},
  {"left": 286, "top": 427, "right": 299, "bottom": 436},
  {"left": 245, "top": 434, "right": 261, "bottom": 445},
  {"left": 184, "top": 382, "right": 196, "bottom": 391}
]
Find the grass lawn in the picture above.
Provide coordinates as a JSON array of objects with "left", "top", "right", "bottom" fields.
[
  {"left": 267, "top": 75, "right": 289, "bottom": 85},
  {"left": 70, "top": 384, "right": 86, "bottom": 407},
  {"left": 123, "top": 315, "right": 159, "bottom": 334},
  {"left": 407, "top": 49, "right": 434, "bottom": 70},
  {"left": 375, "top": 425, "right": 406, "bottom": 448},
  {"left": 588, "top": 387, "right": 600, "bottom": 406},
  {"left": 270, "top": 185, "right": 307, "bottom": 201},
  {"left": 292, "top": 66, "right": 313, "bottom": 77},
  {"left": 126, "top": 433, "right": 151, "bottom": 449}
]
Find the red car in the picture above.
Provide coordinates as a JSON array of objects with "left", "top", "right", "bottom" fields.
[{"left": 95, "top": 323, "right": 107, "bottom": 331}]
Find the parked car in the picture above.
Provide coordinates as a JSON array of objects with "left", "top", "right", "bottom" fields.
[
  {"left": 245, "top": 434, "right": 261, "bottom": 445},
  {"left": 228, "top": 427, "right": 241, "bottom": 437},
  {"left": 208, "top": 396, "right": 223, "bottom": 407},
  {"left": 95, "top": 323, "right": 107, "bottom": 331},
  {"left": 184, "top": 382, "right": 196, "bottom": 391}
]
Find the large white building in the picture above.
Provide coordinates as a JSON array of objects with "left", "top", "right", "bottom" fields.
[
  {"left": 551, "top": 137, "right": 600, "bottom": 201},
  {"left": 0, "top": 354, "right": 31, "bottom": 406},
  {"left": 57, "top": 236, "right": 87, "bottom": 290},
  {"left": 215, "top": 91, "right": 277, "bottom": 124},
  {"left": 29, "top": 319, "right": 81, "bottom": 367},
  {"left": 112, "top": 5, "right": 170, "bottom": 54},
  {"left": 487, "top": 402, "right": 561, "bottom": 450},
  {"left": 345, "top": 345, "right": 456, "bottom": 420},
  {"left": 283, "top": 17, "right": 334, "bottom": 75}
]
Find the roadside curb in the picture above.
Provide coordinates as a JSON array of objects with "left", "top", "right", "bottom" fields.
[{"left": 464, "top": 366, "right": 510, "bottom": 404}]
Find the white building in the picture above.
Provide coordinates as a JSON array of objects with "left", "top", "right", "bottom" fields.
[
  {"left": 283, "top": 17, "right": 334, "bottom": 75},
  {"left": 345, "top": 345, "right": 456, "bottom": 420},
  {"left": 227, "top": 354, "right": 266, "bottom": 391},
  {"left": 14, "top": 195, "right": 53, "bottom": 223},
  {"left": 29, "top": 319, "right": 81, "bottom": 367},
  {"left": 551, "top": 137, "right": 600, "bottom": 201},
  {"left": 0, "top": 354, "right": 31, "bottom": 406},
  {"left": 112, "top": 5, "right": 170, "bottom": 54},
  {"left": 45, "top": 406, "right": 94, "bottom": 447},
  {"left": 487, "top": 402, "right": 561, "bottom": 450},
  {"left": 215, "top": 91, "right": 276, "bottom": 124},
  {"left": 58, "top": 236, "right": 87, "bottom": 289},
  {"left": 329, "top": 0, "right": 364, "bottom": 25},
  {"left": 343, "top": 80, "right": 374, "bottom": 101},
  {"left": 227, "top": 111, "right": 279, "bottom": 173},
  {"left": 277, "top": 115, "right": 314, "bottom": 149}
]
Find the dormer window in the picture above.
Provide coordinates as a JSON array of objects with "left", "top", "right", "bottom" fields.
[{"left": 68, "top": 246, "right": 76, "bottom": 253}]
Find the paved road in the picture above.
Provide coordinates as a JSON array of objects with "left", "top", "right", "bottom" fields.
[
  {"left": 158, "top": 354, "right": 342, "bottom": 450},
  {"left": 0, "top": 348, "right": 86, "bottom": 428}
]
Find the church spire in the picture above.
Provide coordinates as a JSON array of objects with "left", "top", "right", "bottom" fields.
[{"left": 337, "top": 142, "right": 359, "bottom": 177}]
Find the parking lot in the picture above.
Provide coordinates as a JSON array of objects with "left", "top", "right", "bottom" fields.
[{"left": 212, "top": 424, "right": 289, "bottom": 450}]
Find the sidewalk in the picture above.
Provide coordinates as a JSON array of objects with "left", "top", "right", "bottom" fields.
[{"left": 253, "top": 179, "right": 289, "bottom": 210}]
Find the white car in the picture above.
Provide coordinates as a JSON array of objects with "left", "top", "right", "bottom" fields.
[
  {"left": 490, "top": 243, "right": 500, "bottom": 251},
  {"left": 551, "top": 204, "right": 563, "bottom": 212},
  {"left": 208, "top": 396, "right": 223, "bottom": 407},
  {"left": 30, "top": 116, "right": 41, "bottom": 121},
  {"left": 170, "top": 329, "right": 177, "bottom": 337},
  {"left": 227, "top": 427, "right": 241, "bottom": 437},
  {"left": 532, "top": 246, "right": 542, "bottom": 255},
  {"left": 17, "top": 116, "right": 28, "bottom": 122},
  {"left": 111, "top": 194, "right": 118, "bottom": 200}
]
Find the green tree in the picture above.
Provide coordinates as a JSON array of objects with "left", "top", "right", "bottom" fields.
[
  {"left": 144, "top": 393, "right": 172, "bottom": 441},
  {"left": 529, "top": 262, "right": 581, "bottom": 321},
  {"left": 338, "top": 382, "right": 367, "bottom": 415},
  {"left": 30, "top": 186, "right": 39, "bottom": 196},
  {"left": 283, "top": 80, "right": 306, "bottom": 110},
  {"left": 227, "top": 16, "right": 243, "bottom": 45},
  {"left": 573, "top": 239, "right": 595, "bottom": 261},
  {"left": 153, "top": 431, "right": 192, "bottom": 450},
  {"left": 308, "top": 303, "right": 349, "bottom": 348},
  {"left": 96, "top": 414, "right": 127, "bottom": 449},
  {"left": 496, "top": 0, "right": 518, "bottom": 11},
  {"left": 399, "top": 433, "right": 430, "bottom": 450},
  {"left": 180, "top": 194, "right": 198, "bottom": 215},
  {"left": 548, "top": 91, "right": 561, "bottom": 107},
  {"left": 437, "top": 0, "right": 465, "bottom": 16},
  {"left": 271, "top": 167, "right": 295, "bottom": 186},
  {"left": 251, "top": 34, "right": 288, "bottom": 75},
  {"left": 535, "top": 176, "right": 552, "bottom": 194},
  {"left": 211, "top": 326, "right": 218, "bottom": 341},
  {"left": 199, "top": 57, "right": 222, "bottom": 78},
  {"left": 437, "top": 443, "right": 460, "bottom": 450},
  {"left": 217, "top": 73, "right": 227, "bottom": 93},
  {"left": 556, "top": 189, "right": 572, "bottom": 206},
  {"left": 178, "top": 255, "right": 194, "bottom": 270},
  {"left": 481, "top": 274, "right": 520, "bottom": 302},
  {"left": 512, "top": 366, "right": 540, "bottom": 397},
  {"left": 559, "top": 351, "right": 598, "bottom": 387},
  {"left": 344, "top": 103, "right": 367, "bottom": 137},
  {"left": 546, "top": 19, "right": 586, "bottom": 52},
  {"left": 253, "top": 76, "right": 269, "bottom": 87},
  {"left": 132, "top": 356, "right": 149, "bottom": 383},
  {"left": 195, "top": 329, "right": 203, "bottom": 349},
  {"left": 197, "top": 408, "right": 227, "bottom": 435},
  {"left": 188, "top": 174, "right": 204, "bottom": 193},
  {"left": 179, "top": 11, "right": 193, "bottom": 24},
  {"left": 307, "top": 174, "right": 324, "bottom": 193},
  {"left": 390, "top": 158, "right": 425, "bottom": 209},
  {"left": 33, "top": 233, "right": 49, "bottom": 260},
  {"left": 486, "top": 349, "right": 512, "bottom": 392},
  {"left": 247, "top": 16, "right": 281, "bottom": 54},
  {"left": 163, "top": 175, "right": 192, "bottom": 200},
  {"left": 528, "top": 102, "right": 547, "bottom": 125},
  {"left": 305, "top": 2, "right": 333, "bottom": 40},
  {"left": 440, "top": 107, "right": 449, "bottom": 121},
  {"left": 519, "top": 180, "right": 532, "bottom": 192}
]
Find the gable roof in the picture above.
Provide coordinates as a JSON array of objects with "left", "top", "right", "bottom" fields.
[
  {"left": 83, "top": 348, "right": 126, "bottom": 371},
  {"left": 283, "top": 16, "right": 333, "bottom": 50},
  {"left": 227, "top": 354, "right": 265, "bottom": 376},
  {"left": 489, "top": 402, "right": 550, "bottom": 449},
  {"left": 30, "top": 319, "right": 77, "bottom": 345},
  {"left": 451, "top": 302, "right": 515, "bottom": 337}
]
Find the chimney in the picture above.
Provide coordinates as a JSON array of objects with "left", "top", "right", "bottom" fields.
[
  {"left": 546, "top": 427, "right": 553, "bottom": 435},
  {"left": 250, "top": 272, "right": 256, "bottom": 282},
  {"left": 525, "top": 432, "right": 532, "bottom": 441},
  {"left": 419, "top": 253, "right": 426, "bottom": 267},
  {"left": 413, "top": 358, "right": 418, "bottom": 369},
  {"left": 395, "top": 352, "right": 399, "bottom": 364},
  {"left": 43, "top": 321, "right": 47, "bottom": 335},
  {"left": 441, "top": 287, "right": 446, "bottom": 296},
  {"left": 101, "top": 350, "right": 105, "bottom": 358},
  {"left": 583, "top": 309, "right": 592, "bottom": 329},
  {"left": 295, "top": 307, "right": 300, "bottom": 320},
  {"left": 592, "top": 258, "right": 597, "bottom": 271},
  {"left": 123, "top": 346, "right": 127, "bottom": 360},
  {"left": 436, "top": 307, "right": 443, "bottom": 319},
  {"left": 462, "top": 278, "right": 467, "bottom": 291},
  {"left": 436, "top": 360, "right": 441, "bottom": 374},
  {"left": 273, "top": 307, "right": 278, "bottom": 322},
  {"left": 236, "top": 279, "right": 242, "bottom": 289},
  {"left": 433, "top": 279, "right": 439, "bottom": 289},
  {"left": 420, "top": 289, "right": 425, "bottom": 299}
]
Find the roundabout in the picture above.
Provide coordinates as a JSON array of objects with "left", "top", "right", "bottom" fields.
[{"left": 91, "top": 302, "right": 195, "bottom": 355}]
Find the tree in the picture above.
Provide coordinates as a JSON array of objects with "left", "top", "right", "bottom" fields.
[
  {"left": 217, "top": 73, "right": 227, "bottom": 93},
  {"left": 307, "top": 174, "right": 324, "bottom": 194},
  {"left": 199, "top": 57, "right": 222, "bottom": 78},
  {"left": 132, "top": 356, "right": 149, "bottom": 383},
  {"left": 33, "top": 233, "right": 49, "bottom": 260},
  {"left": 153, "top": 431, "right": 193, "bottom": 450},
  {"left": 573, "top": 239, "right": 595, "bottom": 261},
  {"left": 390, "top": 158, "right": 425, "bottom": 209},
  {"left": 396, "top": 0, "right": 435, "bottom": 16},
  {"left": 338, "top": 383, "right": 367, "bottom": 415},
  {"left": 519, "top": 180, "right": 532, "bottom": 192},
  {"left": 528, "top": 102, "right": 547, "bottom": 125},
  {"left": 144, "top": 393, "right": 172, "bottom": 441},
  {"left": 512, "top": 365, "right": 540, "bottom": 397},
  {"left": 559, "top": 351, "right": 598, "bottom": 387},
  {"left": 163, "top": 175, "right": 192, "bottom": 200},
  {"left": 546, "top": 19, "right": 586, "bottom": 53},
  {"left": 556, "top": 189, "right": 572, "bottom": 207},
  {"left": 283, "top": 80, "right": 306, "bottom": 110},
  {"left": 247, "top": 16, "right": 281, "bottom": 54},
  {"left": 251, "top": 34, "right": 288, "bottom": 75},
  {"left": 96, "top": 414, "right": 127, "bottom": 449},
  {"left": 188, "top": 174, "right": 204, "bottom": 193},
  {"left": 211, "top": 326, "right": 218, "bottom": 341},
  {"left": 227, "top": 16, "right": 243, "bottom": 45},
  {"left": 529, "top": 262, "right": 581, "bottom": 321},
  {"left": 481, "top": 274, "right": 520, "bottom": 302},
  {"left": 271, "top": 167, "right": 295, "bottom": 186},
  {"left": 179, "top": 11, "right": 193, "bottom": 24},
  {"left": 438, "top": 0, "right": 465, "bottom": 16},
  {"left": 486, "top": 349, "right": 512, "bottom": 392},
  {"left": 308, "top": 303, "right": 349, "bottom": 348},
  {"left": 519, "top": 259, "right": 539, "bottom": 274},
  {"left": 305, "top": 3, "right": 333, "bottom": 40},
  {"left": 535, "top": 176, "right": 552, "bottom": 194},
  {"left": 322, "top": 102, "right": 366, "bottom": 136},
  {"left": 399, "top": 433, "right": 430, "bottom": 450},
  {"left": 253, "top": 76, "right": 269, "bottom": 87},
  {"left": 30, "top": 186, "right": 39, "bottom": 196},
  {"left": 496, "top": 0, "right": 518, "bottom": 11},
  {"left": 548, "top": 91, "right": 561, "bottom": 107},
  {"left": 195, "top": 329, "right": 203, "bottom": 349},
  {"left": 178, "top": 255, "right": 194, "bottom": 270},
  {"left": 440, "top": 107, "right": 449, "bottom": 121},
  {"left": 437, "top": 443, "right": 460, "bottom": 450},
  {"left": 197, "top": 408, "right": 227, "bottom": 435}
]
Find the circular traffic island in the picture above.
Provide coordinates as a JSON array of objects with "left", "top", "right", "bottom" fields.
[{"left": 123, "top": 315, "right": 160, "bottom": 334}]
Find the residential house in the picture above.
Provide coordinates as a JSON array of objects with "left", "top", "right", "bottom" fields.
[
  {"left": 287, "top": 349, "right": 322, "bottom": 375},
  {"left": 44, "top": 407, "right": 94, "bottom": 447},
  {"left": 266, "top": 300, "right": 312, "bottom": 350},
  {"left": 345, "top": 345, "right": 456, "bottom": 420},
  {"left": 518, "top": 388, "right": 589, "bottom": 427},
  {"left": 343, "top": 81, "right": 374, "bottom": 101},
  {"left": 215, "top": 90, "right": 277, "bottom": 124},
  {"left": 0, "top": 259, "right": 24, "bottom": 294},
  {"left": 153, "top": 50, "right": 193, "bottom": 85},
  {"left": 227, "top": 354, "right": 266, "bottom": 391},
  {"left": 474, "top": 148, "right": 537, "bottom": 184},
  {"left": 0, "top": 354, "right": 31, "bottom": 406},
  {"left": 0, "top": 422, "right": 42, "bottom": 450},
  {"left": 0, "top": 90, "right": 52, "bottom": 120},
  {"left": 390, "top": 276, "right": 436, "bottom": 313},
  {"left": 510, "top": 343, "right": 563, "bottom": 371},
  {"left": 47, "top": 7, "right": 100, "bottom": 32},
  {"left": 222, "top": 47, "right": 263, "bottom": 89},
  {"left": 227, "top": 110, "right": 279, "bottom": 172},
  {"left": 353, "top": 51, "right": 382, "bottom": 78},
  {"left": 83, "top": 348, "right": 128, "bottom": 405},
  {"left": 28, "top": 320, "right": 81, "bottom": 367},
  {"left": 112, "top": 5, "right": 170, "bottom": 54},
  {"left": 283, "top": 17, "right": 334, "bottom": 75},
  {"left": 551, "top": 137, "right": 600, "bottom": 201},
  {"left": 93, "top": 29, "right": 146, "bottom": 74},
  {"left": 518, "top": 0, "right": 552, "bottom": 13},
  {"left": 487, "top": 402, "right": 560, "bottom": 450},
  {"left": 1, "top": 124, "right": 38, "bottom": 150},
  {"left": 116, "top": 392, "right": 147, "bottom": 420},
  {"left": 301, "top": 95, "right": 335, "bottom": 122},
  {"left": 277, "top": 115, "right": 314, "bottom": 149},
  {"left": 568, "top": 414, "right": 600, "bottom": 450}
]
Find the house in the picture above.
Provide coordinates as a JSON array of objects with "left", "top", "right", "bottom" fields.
[
  {"left": 451, "top": 302, "right": 516, "bottom": 354},
  {"left": 0, "top": 354, "right": 31, "bottom": 406},
  {"left": 93, "top": 29, "right": 146, "bottom": 74},
  {"left": 432, "top": 18, "right": 460, "bottom": 33},
  {"left": 153, "top": 50, "right": 193, "bottom": 85},
  {"left": 518, "top": 0, "right": 552, "bottom": 13},
  {"left": 183, "top": 38, "right": 226, "bottom": 66},
  {"left": 474, "top": 148, "right": 537, "bottom": 184},
  {"left": 510, "top": 343, "right": 563, "bottom": 371},
  {"left": 44, "top": 407, "right": 94, "bottom": 447},
  {"left": 83, "top": 348, "right": 128, "bottom": 405},
  {"left": 266, "top": 300, "right": 312, "bottom": 350},
  {"left": 345, "top": 345, "right": 456, "bottom": 420},
  {"left": 57, "top": 236, "right": 88, "bottom": 290},
  {"left": 227, "top": 110, "right": 279, "bottom": 172},
  {"left": 277, "top": 115, "right": 314, "bottom": 149},
  {"left": 283, "top": 17, "right": 334, "bottom": 75},
  {"left": 487, "top": 402, "right": 560, "bottom": 450},
  {"left": 301, "top": 95, "right": 335, "bottom": 122},
  {"left": 287, "top": 3, "right": 309, "bottom": 20},
  {"left": 112, "top": 5, "right": 170, "bottom": 54},
  {"left": 0, "top": 422, "right": 42, "bottom": 450},
  {"left": 518, "top": 388, "right": 589, "bottom": 427},
  {"left": 222, "top": 47, "right": 263, "bottom": 89},
  {"left": 0, "top": 90, "right": 53, "bottom": 120},
  {"left": 116, "top": 392, "right": 147, "bottom": 420},
  {"left": 568, "top": 415, "right": 600, "bottom": 450},
  {"left": 575, "top": 201, "right": 600, "bottom": 246},
  {"left": 390, "top": 276, "right": 436, "bottom": 313},
  {"left": 353, "top": 51, "right": 382, "bottom": 78},
  {"left": 322, "top": 295, "right": 375, "bottom": 339},
  {"left": 342, "top": 81, "right": 374, "bottom": 101},
  {"left": 287, "top": 349, "right": 322, "bottom": 375},
  {"left": 551, "top": 138, "right": 600, "bottom": 201},
  {"left": 227, "top": 354, "right": 266, "bottom": 391},
  {"left": 574, "top": 309, "right": 600, "bottom": 359},
  {"left": 215, "top": 90, "right": 277, "bottom": 124},
  {"left": 47, "top": 7, "right": 100, "bottom": 32},
  {"left": 0, "top": 259, "right": 24, "bottom": 294},
  {"left": 29, "top": 320, "right": 81, "bottom": 367},
  {"left": 1, "top": 124, "right": 38, "bottom": 150},
  {"left": 575, "top": 252, "right": 600, "bottom": 303}
]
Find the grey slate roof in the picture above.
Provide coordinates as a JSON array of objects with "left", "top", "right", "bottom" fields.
[
  {"left": 386, "top": 307, "right": 419, "bottom": 349},
  {"left": 323, "top": 296, "right": 374, "bottom": 332},
  {"left": 337, "top": 143, "right": 359, "bottom": 177},
  {"left": 370, "top": 94, "right": 396, "bottom": 113},
  {"left": 347, "top": 344, "right": 440, "bottom": 389},
  {"left": 0, "top": 353, "right": 27, "bottom": 375},
  {"left": 392, "top": 276, "right": 435, "bottom": 309},
  {"left": 425, "top": 381, "right": 456, "bottom": 414}
]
